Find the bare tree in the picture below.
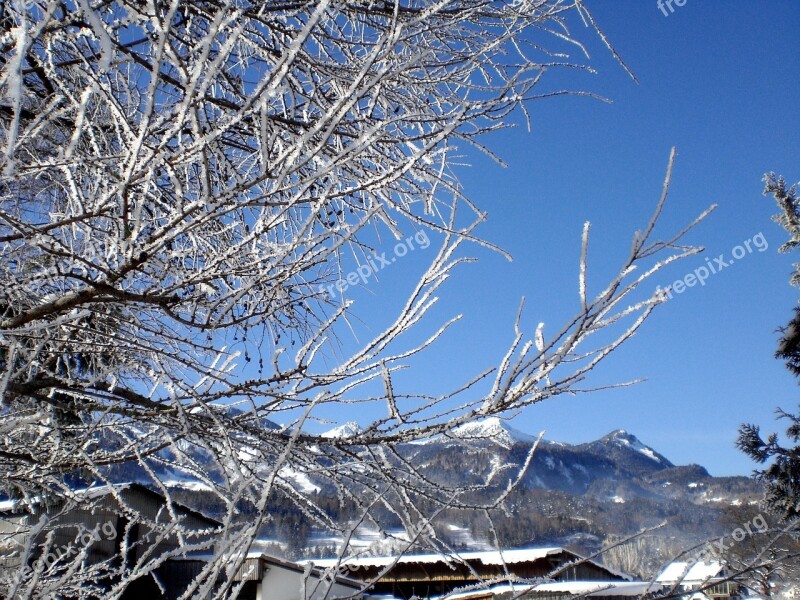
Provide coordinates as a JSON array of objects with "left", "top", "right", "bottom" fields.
[{"left": 0, "top": 1, "right": 710, "bottom": 598}]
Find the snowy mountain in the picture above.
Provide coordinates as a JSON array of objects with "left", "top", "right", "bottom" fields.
[
  {"left": 98, "top": 413, "right": 758, "bottom": 513},
  {"left": 413, "top": 420, "right": 666, "bottom": 468},
  {"left": 448, "top": 417, "right": 538, "bottom": 446},
  {"left": 284, "top": 419, "right": 762, "bottom": 569},
  {"left": 598, "top": 429, "right": 669, "bottom": 463},
  {"left": 399, "top": 419, "right": 678, "bottom": 496},
  {"left": 87, "top": 414, "right": 761, "bottom": 570},
  {"left": 321, "top": 421, "right": 361, "bottom": 438},
  {"left": 573, "top": 428, "right": 674, "bottom": 477},
  {"left": 396, "top": 419, "right": 760, "bottom": 518}
]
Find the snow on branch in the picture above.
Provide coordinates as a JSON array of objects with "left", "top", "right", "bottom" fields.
[{"left": 0, "top": 1, "right": 707, "bottom": 597}]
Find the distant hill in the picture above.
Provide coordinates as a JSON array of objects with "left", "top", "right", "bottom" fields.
[
  {"left": 81, "top": 414, "right": 764, "bottom": 576},
  {"left": 382, "top": 418, "right": 763, "bottom": 576}
]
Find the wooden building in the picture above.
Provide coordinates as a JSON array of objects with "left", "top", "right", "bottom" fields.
[
  {"left": 656, "top": 561, "right": 742, "bottom": 600},
  {"left": 2, "top": 486, "right": 649, "bottom": 600},
  {"left": 308, "top": 547, "right": 631, "bottom": 599},
  {"left": 228, "top": 553, "right": 364, "bottom": 600},
  {"left": 0, "top": 483, "right": 220, "bottom": 599},
  {"left": 0, "top": 484, "right": 367, "bottom": 599}
]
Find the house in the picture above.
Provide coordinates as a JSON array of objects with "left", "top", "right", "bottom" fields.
[
  {"left": 163, "top": 553, "right": 366, "bottom": 599},
  {"left": 0, "top": 484, "right": 369, "bottom": 599},
  {"left": 0, "top": 482, "right": 220, "bottom": 599},
  {"left": 1, "top": 486, "right": 656, "bottom": 600},
  {"left": 656, "top": 561, "right": 741, "bottom": 600},
  {"left": 230, "top": 553, "right": 364, "bottom": 599},
  {"left": 306, "top": 547, "right": 631, "bottom": 599}
]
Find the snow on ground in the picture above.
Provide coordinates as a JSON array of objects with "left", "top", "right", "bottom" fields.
[
  {"left": 638, "top": 447, "right": 660, "bottom": 462},
  {"left": 305, "top": 523, "right": 497, "bottom": 557},
  {"left": 163, "top": 478, "right": 214, "bottom": 492},
  {"left": 656, "top": 560, "right": 723, "bottom": 584},
  {"left": 611, "top": 430, "right": 662, "bottom": 463},
  {"left": 445, "top": 524, "right": 494, "bottom": 551},
  {"left": 558, "top": 461, "right": 574, "bottom": 484},
  {"left": 306, "top": 527, "right": 412, "bottom": 555},
  {"left": 250, "top": 538, "right": 287, "bottom": 553},
  {"left": 278, "top": 467, "right": 320, "bottom": 493}
]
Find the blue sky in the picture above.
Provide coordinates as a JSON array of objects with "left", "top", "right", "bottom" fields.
[
  {"left": 457, "top": 1, "right": 800, "bottom": 477},
  {"left": 311, "top": 2, "right": 800, "bottom": 476}
]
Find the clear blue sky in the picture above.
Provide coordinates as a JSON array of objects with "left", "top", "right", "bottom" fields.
[{"left": 311, "top": 2, "right": 800, "bottom": 476}]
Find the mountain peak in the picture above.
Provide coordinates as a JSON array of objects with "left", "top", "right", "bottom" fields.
[
  {"left": 603, "top": 429, "right": 635, "bottom": 442},
  {"left": 598, "top": 429, "right": 669, "bottom": 465},
  {"left": 321, "top": 421, "right": 361, "bottom": 439},
  {"left": 451, "top": 417, "right": 536, "bottom": 446}
]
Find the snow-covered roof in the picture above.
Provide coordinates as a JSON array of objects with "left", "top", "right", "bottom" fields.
[
  {"left": 0, "top": 483, "right": 131, "bottom": 513},
  {"left": 656, "top": 561, "right": 724, "bottom": 584},
  {"left": 308, "top": 547, "right": 567, "bottom": 569},
  {"left": 532, "top": 581, "right": 659, "bottom": 595},
  {"left": 174, "top": 552, "right": 364, "bottom": 587},
  {"left": 0, "top": 483, "right": 219, "bottom": 526},
  {"left": 440, "top": 580, "right": 660, "bottom": 599}
]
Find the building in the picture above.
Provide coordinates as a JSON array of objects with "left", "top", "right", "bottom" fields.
[
  {"left": 656, "top": 561, "right": 741, "bottom": 600},
  {"left": 2, "top": 485, "right": 676, "bottom": 600},
  {"left": 164, "top": 553, "right": 366, "bottom": 599},
  {"left": 0, "top": 484, "right": 369, "bottom": 599},
  {"left": 0, "top": 483, "right": 220, "bottom": 598},
  {"left": 231, "top": 553, "right": 364, "bottom": 600},
  {"left": 307, "top": 547, "right": 632, "bottom": 599}
]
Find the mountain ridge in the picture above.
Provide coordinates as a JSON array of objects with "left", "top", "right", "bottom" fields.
[{"left": 87, "top": 415, "right": 763, "bottom": 573}]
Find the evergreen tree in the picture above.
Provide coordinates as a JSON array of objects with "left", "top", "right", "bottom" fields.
[{"left": 738, "top": 173, "right": 800, "bottom": 520}]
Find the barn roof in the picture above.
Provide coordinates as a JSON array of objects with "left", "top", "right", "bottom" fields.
[
  {"left": 441, "top": 580, "right": 660, "bottom": 599},
  {"left": 0, "top": 482, "right": 220, "bottom": 527},
  {"left": 305, "top": 546, "right": 631, "bottom": 581},
  {"left": 656, "top": 561, "right": 724, "bottom": 585},
  {"left": 307, "top": 547, "right": 566, "bottom": 569}
]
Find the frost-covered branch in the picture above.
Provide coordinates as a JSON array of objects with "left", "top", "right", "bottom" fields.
[{"left": 0, "top": 0, "right": 709, "bottom": 597}]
